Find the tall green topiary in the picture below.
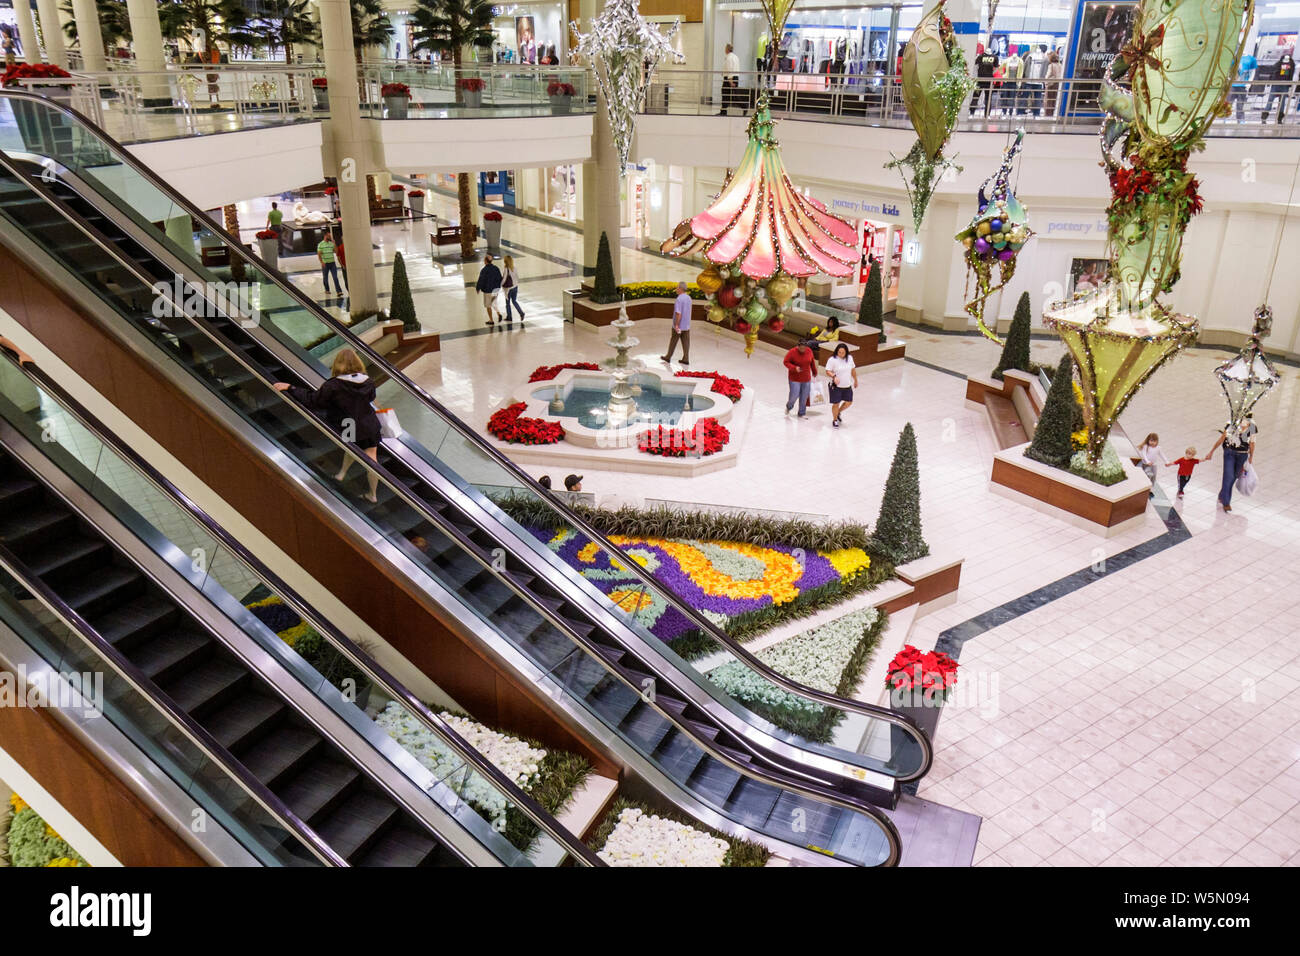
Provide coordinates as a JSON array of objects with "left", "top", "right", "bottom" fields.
[
  {"left": 592, "top": 231, "right": 619, "bottom": 304},
  {"left": 1024, "top": 353, "right": 1077, "bottom": 468},
  {"left": 992, "top": 291, "right": 1032, "bottom": 381},
  {"left": 858, "top": 259, "right": 884, "bottom": 335},
  {"left": 874, "top": 422, "right": 929, "bottom": 564},
  {"left": 389, "top": 250, "right": 419, "bottom": 333}
]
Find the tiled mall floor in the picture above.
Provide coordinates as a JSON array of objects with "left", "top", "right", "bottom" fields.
[{"left": 234, "top": 192, "right": 1300, "bottom": 866}]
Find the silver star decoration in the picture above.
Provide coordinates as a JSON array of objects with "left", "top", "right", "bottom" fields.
[{"left": 571, "top": 0, "right": 683, "bottom": 173}]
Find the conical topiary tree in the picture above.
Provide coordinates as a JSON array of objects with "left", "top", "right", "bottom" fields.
[
  {"left": 389, "top": 250, "right": 418, "bottom": 333},
  {"left": 592, "top": 231, "right": 619, "bottom": 304},
  {"left": 874, "top": 422, "right": 929, "bottom": 564},
  {"left": 858, "top": 259, "right": 884, "bottom": 336},
  {"left": 1024, "top": 354, "right": 1077, "bottom": 468},
  {"left": 992, "top": 291, "right": 1032, "bottom": 381}
]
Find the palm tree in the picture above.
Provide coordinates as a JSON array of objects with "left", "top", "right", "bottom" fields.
[
  {"left": 351, "top": 0, "right": 394, "bottom": 62},
  {"left": 411, "top": 0, "right": 496, "bottom": 259},
  {"left": 59, "top": 0, "right": 132, "bottom": 54},
  {"left": 158, "top": 0, "right": 257, "bottom": 60},
  {"left": 253, "top": 0, "right": 320, "bottom": 64}
]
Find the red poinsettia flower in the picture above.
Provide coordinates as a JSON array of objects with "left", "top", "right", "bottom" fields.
[
  {"left": 674, "top": 370, "right": 744, "bottom": 401},
  {"left": 488, "top": 402, "right": 564, "bottom": 444},
  {"left": 885, "top": 644, "right": 958, "bottom": 694},
  {"left": 529, "top": 362, "right": 602, "bottom": 382},
  {"left": 637, "top": 417, "right": 729, "bottom": 458}
]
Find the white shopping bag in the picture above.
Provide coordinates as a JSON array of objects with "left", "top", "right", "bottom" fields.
[
  {"left": 809, "top": 380, "right": 828, "bottom": 407},
  {"left": 1236, "top": 462, "right": 1259, "bottom": 496},
  {"left": 376, "top": 407, "right": 403, "bottom": 440}
]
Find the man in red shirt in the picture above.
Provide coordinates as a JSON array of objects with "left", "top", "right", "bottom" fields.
[{"left": 784, "top": 338, "right": 818, "bottom": 417}]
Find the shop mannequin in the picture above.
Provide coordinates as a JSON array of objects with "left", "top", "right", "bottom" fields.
[
  {"left": 1264, "top": 52, "right": 1295, "bottom": 123},
  {"left": 971, "top": 41, "right": 999, "bottom": 116}
]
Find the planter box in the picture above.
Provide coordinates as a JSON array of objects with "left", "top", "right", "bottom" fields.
[
  {"left": 313, "top": 87, "right": 328, "bottom": 110},
  {"left": 408, "top": 194, "right": 424, "bottom": 216},
  {"left": 548, "top": 94, "right": 572, "bottom": 114},
  {"left": 990, "top": 441, "right": 1151, "bottom": 536},
  {"left": 482, "top": 217, "right": 502, "bottom": 250},
  {"left": 257, "top": 236, "right": 279, "bottom": 268},
  {"left": 460, "top": 88, "right": 483, "bottom": 110},
  {"left": 384, "top": 95, "right": 409, "bottom": 119}
]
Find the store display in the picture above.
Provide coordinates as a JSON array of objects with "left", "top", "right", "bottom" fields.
[
  {"left": 886, "top": 0, "right": 974, "bottom": 232},
  {"left": 1044, "top": 0, "right": 1253, "bottom": 467},
  {"left": 571, "top": 0, "right": 684, "bottom": 172},
  {"left": 955, "top": 128, "right": 1034, "bottom": 344}
]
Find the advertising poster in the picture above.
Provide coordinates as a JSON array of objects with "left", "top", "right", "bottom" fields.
[
  {"left": 517, "top": 16, "right": 537, "bottom": 65},
  {"left": 1070, "top": 257, "right": 1109, "bottom": 294},
  {"left": 1069, "top": 1, "right": 1138, "bottom": 112}
]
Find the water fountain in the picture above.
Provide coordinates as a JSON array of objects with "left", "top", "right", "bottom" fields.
[{"left": 602, "top": 302, "right": 642, "bottom": 427}]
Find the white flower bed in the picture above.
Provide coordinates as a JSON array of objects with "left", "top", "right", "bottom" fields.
[
  {"left": 375, "top": 702, "right": 546, "bottom": 832},
  {"left": 598, "top": 807, "right": 730, "bottom": 867},
  {"left": 707, "top": 606, "right": 880, "bottom": 717}
]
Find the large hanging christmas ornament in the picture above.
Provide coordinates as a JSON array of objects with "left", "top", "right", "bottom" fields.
[
  {"left": 955, "top": 128, "right": 1034, "bottom": 343},
  {"left": 885, "top": 0, "right": 974, "bottom": 233},
  {"left": 1215, "top": 304, "right": 1281, "bottom": 436},
  {"left": 661, "top": 96, "right": 857, "bottom": 355},
  {"left": 570, "top": 0, "right": 683, "bottom": 173},
  {"left": 1043, "top": 0, "right": 1253, "bottom": 467}
]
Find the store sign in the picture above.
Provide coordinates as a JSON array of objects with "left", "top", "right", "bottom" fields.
[
  {"left": 1040, "top": 213, "right": 1109, "bottom": 239},
  {"left": 826, "top": 196, "right": 903, "bottom": 220}
]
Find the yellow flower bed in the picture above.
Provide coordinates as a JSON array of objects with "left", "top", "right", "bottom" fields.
[{"left": 823, "top": 548, "right": 871, "bottom": 582}]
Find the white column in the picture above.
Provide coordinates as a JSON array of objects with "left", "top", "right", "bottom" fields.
[
  {"left": 35, "top": 0, "right": 68, "bottom": 68},
  {"left": 318, "top": 0, "right": 378, "bottom": 312},
  {"left": 124, "top": 0, "right": 169, "bottom": 104},
  {"left": 69, "top": 0, "right": 106, "bottom": 73},
  {"left": 578, "top": 0, "right": 621, "bottom": 281},
  {"left": 12, "top": 0, "right": 41, "bottom": 65},
  {"left": 944, "top": 0, "right": 982, "bottom": 63}
]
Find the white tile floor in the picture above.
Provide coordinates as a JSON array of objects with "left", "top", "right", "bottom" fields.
[{"left": 234, "top": 189, "right": 1300, "bottom": 866}]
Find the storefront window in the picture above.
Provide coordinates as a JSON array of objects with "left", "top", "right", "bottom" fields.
[
  {"left": 490, "top": 3, "right": 568, "bottom": 64},
  {"left": 719, "top": 2, "right": 915, "bottom": 80},
  {"left": 541, "top": 164, "right": 579, "bottom": 222}
]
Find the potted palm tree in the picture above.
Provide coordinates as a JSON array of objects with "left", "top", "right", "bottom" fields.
[
  {"left": 382, "top": 82, "right": 412, "bottom": 118},
  {"left": 411, "top": 0, "right": 497, "bottom": 261},
  {"left": 547, "top": 80, "right": 575, "bottom": 114}
]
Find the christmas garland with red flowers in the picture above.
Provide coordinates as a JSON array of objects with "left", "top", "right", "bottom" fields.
[
  {"left": 488, "top": 402, "right": 565, "bottom": 445},
  {"left": 673, "top": 370, "right": 744, "bottom": 402},
  {"left": 528, "top": 362, "right": 601, "bottom": 382},
  {"left": 1106, "top": 142, "right": 1204, "bottom": 239},
  {"left": 637, "top": 417, "right": 729, "bottom": 458},
  {"left": 884, "top": 644, "right": 958, "bottom": 699}
]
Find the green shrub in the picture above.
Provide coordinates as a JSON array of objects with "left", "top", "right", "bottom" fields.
[
  {"left": 591, "top": 232, "right": 619, "bottom": 304},
  {"left": 389, "top": 250, "right": 419, "bottom": 333},
  {"left": 872, "top": 423, "right": 929, "bottom": 564},
  {"left": 6, "top": 806, "right": 88, "bottom": 868},
  {"left": 992, "top": 291, "right": 1032, "bottom": 381},
  {"left": 587, "top": 797, "right": 770, "bottom": 867},
  {"left": 859, "top": 259, "right": 884, "bottom": 341},
  {"left": 1069, "top": 443, "right": 1126, "bottom": 486},
  {"left": 1025, "top": 353, "right": 1077, "bottom": 469}
]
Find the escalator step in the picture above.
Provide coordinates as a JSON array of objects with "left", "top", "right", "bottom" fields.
[
  {"left": 681, "top": 717, "right": 721, "bottom": 742},
  {"left": 589, "top": 642, "right": 625, "bottom": 665},
  {"left": 587, "top": 677, "right": 641, "bottom": 726},
  {"left": 354, "top": 823, "right": 444, "bottom": 867},
  {"left": 124, "top": 627, "right": 213, "bottom": 683},
  {"left": 91, "top": 595, "right": 179, "bottom": 649},
  {"left": 278, "top": 758, "right": 361, "bottom": 824},
  {"left": 0, "top": 506, "right": 77, "bottom": 554},
  {"left": 25, "top": 535, "right": 111, "bottom": 585},
  {"left": 237, "top": 724, "right": 322, "bottom": 788},
  {"left": 205, "top": 692, "right": 288, "bottom": 752},
  {"left": 157, "top": 656, "right": 249, "bottom": 719},
  {"left": 313, "top": 790, "right": 400, "bottom": 861},
  {"left": 0, "top": 477, "right": 40, "bottom": 511},
  {"left": 652, "top": 729, "right": 707, "bottom": 780},
  {"left": 712, "top": 743, "right": 754, "bottom": 766},
  {"left": 618, "top": 701, "right": 673, "bottom": 753},
  {"left": 56, "top": 564, "right": 142, "bottom": 617},
  {"left": 690, "top": 757, "right": 744, "bottom": 805},
  {"left": 556, "top": 616, "right": 595, "bottom": 640},
  {"left": 768, "top": 791, "right": 841, "bottom": 849},
  {"left": 724, "top": 778, "right": 782, "bottom": 829}
]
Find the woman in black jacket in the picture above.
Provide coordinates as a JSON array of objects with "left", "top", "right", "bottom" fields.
[{"left": 274, "top": 348, "right": 382, "bottom": 502}]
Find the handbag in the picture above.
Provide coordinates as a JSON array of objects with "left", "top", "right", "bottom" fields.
[
  {"left": 1236, "top": 462, "right": 1259, "bottom": 496},
  {"left": 376, "top": 407, "right": 403, "bottom": 440}
]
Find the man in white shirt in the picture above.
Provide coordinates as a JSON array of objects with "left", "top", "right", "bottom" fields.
[
  {"left": 722, "top": 43, "right": 742, "bottom": 114},
  {"left": 661, "top": 281, "right": 693, "bottom": 366}
]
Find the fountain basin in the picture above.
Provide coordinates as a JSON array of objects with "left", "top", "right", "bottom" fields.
[{"left": 531, "top": 373, "right": 716, "bottom": 429}]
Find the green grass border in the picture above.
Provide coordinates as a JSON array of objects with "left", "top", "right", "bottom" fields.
[{"left": 587, "top": 797, "right": 771, "bottom": 867}]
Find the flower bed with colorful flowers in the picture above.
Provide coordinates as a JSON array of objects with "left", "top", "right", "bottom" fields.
[
  {"left": 589, "top": 799, "right": 769, "bottom": 867},
  {"left": 885, "top": 644, "right": 958, "bottom": 707},
  {"left": 4, "top": 793, "right": 88, "bottom": 867},
  {"left": 529, "top": 527, "right": 881, "bottom": 659},
  {"left": 706, "top": 606, "right": 886, "bottom": 742},
  {"left": 674, "top": 370, "right": 743, "bottom": 401},
  {"left": 488, "top": 402, "right": 565, "bottom": 445},
  {"left": 529, "top": 362, "right": 601, "bottom": 382},
  {"left": 637, "top": 417, "right": 729, "bottom": 458}
]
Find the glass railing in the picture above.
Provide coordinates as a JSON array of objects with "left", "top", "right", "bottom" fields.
[
  {"left": 0, "top": 89, "right": 930, "bottom": 785},
  {"left": 0, "top": 351, "right": 582, "bottom": 866},
  {"left": 358, "top": 64, "right": 591, "bottom": 119}
]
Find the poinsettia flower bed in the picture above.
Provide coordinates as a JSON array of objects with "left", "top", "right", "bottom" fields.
[
  {"left": 1, "top": 63, "right": 72, "bottom": 87},
  {"left": 707, "top": 607, "right": 886, "bottom": 742},
  {"left": 528, "top": 528, "right": 879, "bottom": 659},
  {"left": 588, "top": 799, "right": 769, "bottom": 867},
  {"left": 488, "top": 402, "right": 565, "bottom": 444},
  {"left": 637, "top": 417, "right": 729, "bottom": 457},
  {"left": 528, "top": 362, "right": 601, "bottom": 382},
  {"left": 885, "top": 644, "right": 958, "bottom": 705},
  {"left": 674, "top": 370, "right": 744, "bottom": 401}
]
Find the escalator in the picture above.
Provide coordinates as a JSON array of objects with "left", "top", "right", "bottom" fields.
[
  {"left": 0, "top": 91, "right": 919, "bottom": 863},
  {"left": 0, "top": 348, "right": 602, "bottom": 867}
]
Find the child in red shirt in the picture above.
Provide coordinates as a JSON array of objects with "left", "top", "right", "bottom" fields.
[{"left": 1167, "top": 446, "right": 1204, "bottom": 498}]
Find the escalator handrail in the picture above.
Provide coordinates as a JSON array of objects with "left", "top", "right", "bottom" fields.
[
  {"left": 0, "top": 182, "right": 903, "bottom": 862},
  {"left": 3, "top": 352, "right": 605, "bottom": 868},
  {"left": 0, "top": 541, "right": 347, "bottom": 867},
  {"left": 0, "top": 89, "right": 933, "bottom": 781}
]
